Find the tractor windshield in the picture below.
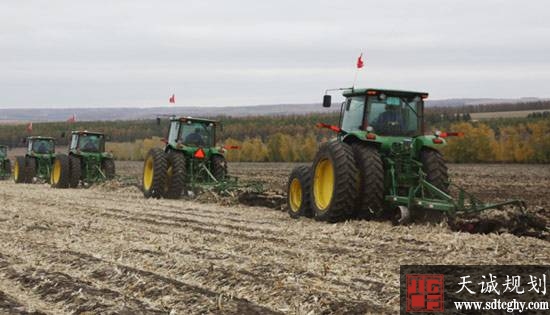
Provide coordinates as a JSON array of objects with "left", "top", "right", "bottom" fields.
[
  {"left": 180, "top": 122, "right": 214, "bottom": 147},
  {"left": 31, "top": 139, "right": 54, "bottom": 154},
  {"left": 341, "top": 96, "right": 366, "bottom": 132},
  {"left": 78, "top": 134, "right": 105, "bottom": 152},
  {"left": 367, "top": 95, "right": 421, "bottom": 136}
]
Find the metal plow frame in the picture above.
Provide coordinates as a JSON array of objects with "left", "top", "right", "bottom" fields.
[
  {"left": 186, "top": 160, "right": 263, "bottom": 195},
  {"left": 384, "top": 158, "right": 526, "bottom": 222}
]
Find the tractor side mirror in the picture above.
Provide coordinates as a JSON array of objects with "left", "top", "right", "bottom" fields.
[{"left": 323, "top": 95, "right": 332, "bottom": 107}]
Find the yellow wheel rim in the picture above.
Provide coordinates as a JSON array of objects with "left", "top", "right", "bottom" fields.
[
  {"left": 314, "top": 158, "right": 334, "bottom": 210},
  {"left": 14, "top": 160, "right": 20, "bottom": 181},
  {"left": 143, "top": 156, "right": 154, "bottom": 190},
  {"left": 51, "top": 159, "right": 61, "bottom": 184},
  {"left": 289, "top": 178, "right": 303, "bottom": 212}
]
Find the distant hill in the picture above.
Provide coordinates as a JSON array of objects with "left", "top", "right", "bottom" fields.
[{"left": 0, "top": 97, "right": 547, "bottom": 122}]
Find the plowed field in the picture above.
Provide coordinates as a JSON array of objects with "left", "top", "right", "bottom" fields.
[{"left": 0, "top": 162, "right": 548, "bottom": 314}]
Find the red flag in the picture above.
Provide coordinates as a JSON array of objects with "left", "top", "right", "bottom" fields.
[
  {"left": 26, "top": 122, "right": 33, "bottom": 132},
  {"left": 356, "top": 53, "right": 364, "bottom": 69},
  {"left": 67, "top": 114, "right": 76, "bottom": 123},
  {"left": 169, "top": 94, "right": 175, "bottom": 104}
]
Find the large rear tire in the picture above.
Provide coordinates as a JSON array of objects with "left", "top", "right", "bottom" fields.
[
  {"left": 420, "top": 149, "right": 449, "bottom": 194},
  {"left": 351, "top": 143, "right": 385, "bottom": 219},
  {"left": 287, "top": 165, "right": 313, "bottom": 219},
  {"left": 69, "top": 155, "right": 81, "bottom": 188},
  {"left": 25, "top": 157, "right": 36, "bottom": 183},
  {"left": 13, "top": 156, "right": 27, "bottom": 184},
  {"left": 51, "top": 155, "right": 70, "bottom": 189},
  {"left": 311, "top": 141, "right": 358, "bottom": 222},
  {"left": 164, "top": 151, "right": 186, "bottom": 199},
  {"left": 211, "top": 155, "right": 228, "bottom": 181},
  {"left": 142, "top": 148, "right": 167, "bottom": 198},
  {"left": 102, "top": 158, "right": 116, "bottom": 179}
]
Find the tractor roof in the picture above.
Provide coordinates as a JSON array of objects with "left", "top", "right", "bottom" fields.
[
  {"left": 71, "top": 130, "right": 105, "bottom": 136},
  {"left": 28, "top": 136, "right": 54, "bottom": 141},
  {"left": 343, "top": 88, "right": 428, "bottom": 98},
  {"left": 171, "top": 116, "right": 219, "bottom": 124}
]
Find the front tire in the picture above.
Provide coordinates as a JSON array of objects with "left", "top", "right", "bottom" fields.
[
  {"left": 51, "top": 155, "right": 70, "bottom": 189},
  {"left": 142, "top": 148, "right": 167, "bottom": 198},
  {"left": 287, "top": 165, "right": 313, "bottom": 218},
  {"left": 311, "top": 141, "right": 358, "bottom": 222}
]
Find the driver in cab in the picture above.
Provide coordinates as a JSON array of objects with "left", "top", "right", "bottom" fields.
[{"left": 185, "top": 128, "right": 205, "bottom": 146}]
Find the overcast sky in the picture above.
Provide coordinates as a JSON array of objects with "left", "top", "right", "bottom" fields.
[{"left": 1, "top": 0, "right": 549, "bottom": 108}]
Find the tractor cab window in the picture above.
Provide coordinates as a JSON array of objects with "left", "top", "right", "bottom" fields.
[
  {"left": 31, "top": 139, "right": 54, "bottom": 154},
  {"left": 0, "top": 147, "right": 6, "bottom": 156},
  {"left": 367, "top": 95, "right": 421, "bottom": 136},
  {"left": 341, "top": 96, "right": 366, "bottom": 132},
  {"left": 78, "top": 134, "right": 104, "bottom": 152},
  {"left": 179, "top": 122, "right": 213, "bottom": 147},
  {"left": 70, "top": 134, "right": 79, "bottom": 150}
]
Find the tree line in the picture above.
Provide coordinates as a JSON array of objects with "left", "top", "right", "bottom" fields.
[{"left": 1, "top": 107, "right": 549, "bottom": 163}]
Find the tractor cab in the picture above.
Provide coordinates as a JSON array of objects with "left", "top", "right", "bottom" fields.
[
  {"left": 167, "top": 117, "right": 217, "bottom": 149},
  {"left": 70, "top": 131, "right": 106, "bottom": 153},
  {"left": 328, "top": 88, "right": 427, "bottom": 136},
  {"left": 323, "top": 88, "right": 442, "bottom": 156},
  {"left": 27, "top": 137, "right": 55, "bottom": 155}
]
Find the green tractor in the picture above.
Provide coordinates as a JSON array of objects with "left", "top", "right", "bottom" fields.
[
  {"left": 0, "top": 145, "right": 11, "bottom": 180},
  {"left": 142, "top": 116, "right": 228, "bottom": 199},
  {"left": 51, "top": 131, "right": 115, "bottom": 188},
  {"left": 13, "top": 137, "right": 56, "bottom": 184},
  {"left": 287, "top": 88, "right": 525, "bottom": 223}
]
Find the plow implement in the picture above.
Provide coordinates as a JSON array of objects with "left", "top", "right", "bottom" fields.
[{"left": 385, "top": 162, "right": 527, "bottom": 224}]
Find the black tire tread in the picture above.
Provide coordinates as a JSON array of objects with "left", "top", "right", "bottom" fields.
[
  {"left": 69, "top": 155, "right": 81, "bottom": 188},
  {"left": 51, "top": 155, "right": 70, "bottom": 189},
  {"left": 286, "top": 165, "right": 313, "bottom": 219},
  {"left": 351, "top": 143, "right": 385, "bottom": 219},
  {"left": 164, "top": 151, "right": 186, "bottom": 199},
  {"left": 421, "top": 149, "right": 449, "bottom": 194},
  {"left": 25, "top": 156, "right": 37, "bottom": 183},
  {"left": 311, "top": 141, "right": 359, "bottom": 222},
  {"left": 211, "top": 155, "right": 228, "bottom": 181},
  {"left": 14, "top": 156, "right": 27, "bottom": 184},
  {"left": 142, "top": 148, "right": 168, "bottom": 199},
  {"left": 102, "top": 158, "right": 116, "bottom": 179}
]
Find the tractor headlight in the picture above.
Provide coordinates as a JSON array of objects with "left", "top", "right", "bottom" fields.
[{"left": 366, "top": 126, "right": 374, "bottom": 132}]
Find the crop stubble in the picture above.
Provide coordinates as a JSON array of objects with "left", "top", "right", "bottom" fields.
[{"left": 0, "top": 162, "right": 548, "bottom": 314}]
